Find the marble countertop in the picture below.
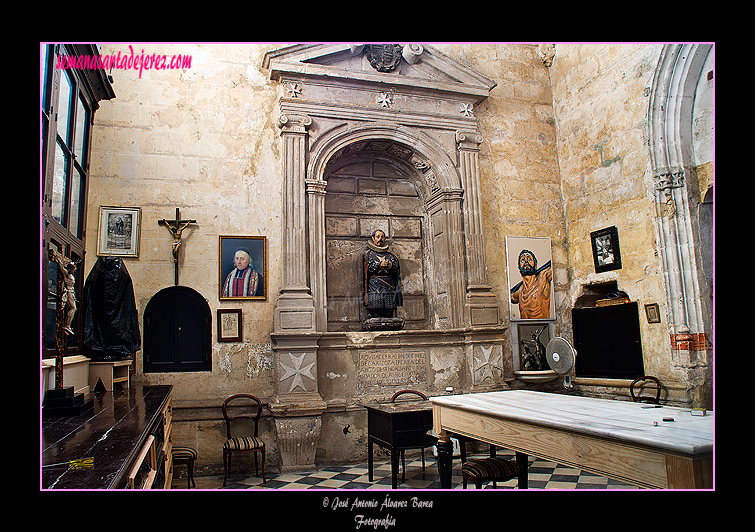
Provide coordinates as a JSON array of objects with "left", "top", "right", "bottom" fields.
[{"left": 431, "top": 390, "right": 713, "bottom": 456}]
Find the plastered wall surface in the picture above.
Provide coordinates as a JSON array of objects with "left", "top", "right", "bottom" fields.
[{"left": 85, "top": 43, "right": 710, "bottom": 471}]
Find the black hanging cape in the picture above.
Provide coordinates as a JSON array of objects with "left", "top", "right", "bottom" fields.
[{"left": 82, "top": 257, "right": 141, "bottom": 360}]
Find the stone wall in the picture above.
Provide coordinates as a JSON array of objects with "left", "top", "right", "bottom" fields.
[
  {"left": 88, "top": 43, "right": 282, "bottom": 399},
  {"left": 547, "top": 44, "right": 682, "bottom": 390},
  {"left": 85, "top": 43, "right": 710, "bottom": 473},
  {"left": 88, "top": 44, "right": 286, "bottom": 472}
]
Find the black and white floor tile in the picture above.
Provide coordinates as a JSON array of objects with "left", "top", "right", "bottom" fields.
[{"left": 177, "top": 449, "right": 637, "bottom": 490}]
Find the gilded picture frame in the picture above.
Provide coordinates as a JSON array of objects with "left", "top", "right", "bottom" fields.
[{"left": 219, "top": 235, "right": 267, "bottom": 300}]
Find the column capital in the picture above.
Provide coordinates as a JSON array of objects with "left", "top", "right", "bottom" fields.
[
  {"left": 653, "top": 169, "right": 685, "bottom": 192},
  {"left": 455, "top": 130, "right": 483, "bottom": 150},
  {"left": 305, "top": 178, "right": 327, "bottom": 195},
  {"left": 278, "top": 113, "right": 312, "bottom": 133}
]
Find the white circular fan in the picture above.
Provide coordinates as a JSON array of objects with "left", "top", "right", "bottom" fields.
[{"left": 545, "top": 337, "right": 576, "bottom": 375}]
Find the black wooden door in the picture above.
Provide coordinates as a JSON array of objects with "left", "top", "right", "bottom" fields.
[{"left": 143, "top": 286, "right": 211, "bottom": 372}]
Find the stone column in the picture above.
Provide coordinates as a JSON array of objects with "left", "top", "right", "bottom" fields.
[
  {"left": 306, "top": 178, "right": 328, "bottom": 332},
  {"left": 271, "top": 112, "right": 325, "bottom": 472},
  {"left": 274, "top": 113, "right": 315, "bottom": 332},
  {"left": 456, "top": 130, "right": 500, "bottom": 327}
]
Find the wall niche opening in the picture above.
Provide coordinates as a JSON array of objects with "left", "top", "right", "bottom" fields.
[
  {"left": 324, "top": 147, "right": 429, "bottom": 332},
  {"left": 572, "top": 281, "right": 645, "bottom": 380}
]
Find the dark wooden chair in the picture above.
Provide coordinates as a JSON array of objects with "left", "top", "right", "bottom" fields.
[
  {"left": 222, "top": 394, "right": 266, "bottom": 486},
  {"left": 390, "top": 390, "right": 438, "bottom": 480},
  {"left": 630, "top": 375, "right": 662, "bottom": 404},
  {"left": 172, "top": 446, "right": 197, "bottom": 488},
  {"left": 461, "top": 446, "right": 528, "bottom": 489}
]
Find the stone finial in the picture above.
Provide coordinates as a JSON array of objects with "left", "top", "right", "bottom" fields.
[
  {"left": 538, "top": 44, "right": 556, "bottom": 67},
  {"left": 402, "top": 44, "right": 424, "bottom": 64}
]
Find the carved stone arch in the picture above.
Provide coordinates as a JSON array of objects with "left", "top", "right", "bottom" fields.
[
  {"left": 308, "top": 121, "right": 462, "bottom": 193},
  {"left": 306, "top": 124, "right": 470, "bottom": 331},
  {"left": 647, "top": 44, "right": 713, "bottom": 385}
]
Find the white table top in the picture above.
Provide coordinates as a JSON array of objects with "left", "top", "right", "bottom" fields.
[{"left": 431, "top": 390, "right": 713, "bottom": 456}]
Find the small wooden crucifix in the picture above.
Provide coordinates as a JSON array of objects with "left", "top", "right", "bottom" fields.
[{"left": 159, "top": 208, "right": 197, "bottom": 285}]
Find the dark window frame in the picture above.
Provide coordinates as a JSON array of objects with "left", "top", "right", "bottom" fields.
[{"left": 41, "top": 43, "right": 114, "bottom": 359}]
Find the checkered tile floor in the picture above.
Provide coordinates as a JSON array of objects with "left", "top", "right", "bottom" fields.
[{"left": 178, "top": 449, "right": 638, "bottom": 490}]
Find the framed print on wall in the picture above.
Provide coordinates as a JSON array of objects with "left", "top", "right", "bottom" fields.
[
  {"left": 97, "top": 206, "right": 141, "bottom": 257},
  {"left": 590, "top": 226, "right": 622, "bottom": 273},
  {"left": 217, "top": 309, "right": 242, "bottom": 342},
  {"left": 219, "top": 235, "right": 267, "bottom": 300},
  {"left": 644, "top": 303, "right": 661, "bottom": 324},
  {"left": 517, "top": 322, "right": 552, "bottom": 371},
  {"left": 505, "top": 236, "right": 554, "bottom": 321}
]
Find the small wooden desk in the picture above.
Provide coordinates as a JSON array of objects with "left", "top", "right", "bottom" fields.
[
  {"left": 432, "top": 390, "right": 713, "bottom": 489},
  {"left": 366, "top": 401, "right": 434, "bottom": 489}
]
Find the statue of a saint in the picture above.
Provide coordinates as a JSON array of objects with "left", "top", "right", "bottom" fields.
[{"left": 363, "top": 229, "right": 403, "bottom": 329}]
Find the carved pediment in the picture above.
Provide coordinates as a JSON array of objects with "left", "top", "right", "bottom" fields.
[{"left": 262, "top": 43, "right": 497, "bottom": 102}]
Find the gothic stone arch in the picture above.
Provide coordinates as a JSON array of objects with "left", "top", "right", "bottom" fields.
[{"left": 647, "top": 44, "right": 713, "bottom": 406}]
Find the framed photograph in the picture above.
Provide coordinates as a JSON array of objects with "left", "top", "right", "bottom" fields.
[
  {"left": 645, "top": 303, "right": 661, "bottom": 324},
  {"left": 590, "top": 226, "right": 622, "bottom": 273},
  {"left": 505, "top": 236, "right": 554, "bottom": 321},
  {"left": 97, "top": 206, "right": 141, "bottom": 257},
  {"left": 219, "top": 235, "right": 267, "bottom": 300},
  {"left": 517, "top": 322, "right": 552, "bottom": 371},
  {"left": 217, "top": 309, "right": 242, "bottom": 342}
]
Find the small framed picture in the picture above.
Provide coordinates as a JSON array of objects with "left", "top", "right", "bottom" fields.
[
  {"left": 97, "top": 206, "right": 141, "bottom": 257},
  {"left": 517, "top": 322, "right": 552, "bottom": 371},
  {"left": 217, "top": 309, "right": 242, "bottom": 342},
  {"left": 219, "top": 235, "right": 267, "bottom": 300},
  {"left": 645, "top": 303, "right": 661, "bottom": 324},
  {"left": 590, "top": 226, "right": 622, "bottom": 273}
]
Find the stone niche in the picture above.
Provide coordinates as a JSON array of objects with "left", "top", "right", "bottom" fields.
[
  {"left": 262, "top": 44, "right": 508, "bottom": 466},
  {"left": 325, "top": 148, "right": 429, "bottom": 331}
]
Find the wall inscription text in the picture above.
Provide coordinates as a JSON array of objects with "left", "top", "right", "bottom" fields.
[{"left": 357, "top": 351, "right": 426, "bottom": 388}]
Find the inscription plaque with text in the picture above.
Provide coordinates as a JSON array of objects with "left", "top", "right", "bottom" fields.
[{"left": 357, "top": 351, "right": 426, "bottom": 388}]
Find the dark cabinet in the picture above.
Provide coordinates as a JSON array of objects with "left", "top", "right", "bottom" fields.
[{"left": 572, "top": 302, "right": 644, "bottom": 379}]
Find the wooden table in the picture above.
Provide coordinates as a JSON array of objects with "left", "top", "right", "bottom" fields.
[
  {"left": 431, "top": 390, "right": 713, "bottom": 489},
  {"left": 366, "top": 401, "right": 434, "bottom": 489},
  {"left": 42, "top": 384, "right": 173, "bottom": 489}
]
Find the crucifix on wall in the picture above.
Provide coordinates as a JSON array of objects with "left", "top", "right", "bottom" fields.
[{"left": 159, "top": 208, "right": 197, "bottom": 285}]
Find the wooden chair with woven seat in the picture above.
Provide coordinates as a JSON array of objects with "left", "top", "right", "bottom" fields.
[
  {"left": 630, "top": 375, "right": 662, "bottom": 404},
  {"left": 389, "top": 390, "right": 438, "bottom": 481},
  {"left": 222, "top": 394, "right": 266, "bottom": 486},
  {"left": 461, "top": 446, "right": 529, "bottom": 489}
]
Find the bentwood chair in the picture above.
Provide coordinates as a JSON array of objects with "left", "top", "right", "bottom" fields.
[
  {"left": 630, "top": 375, "right": 662, "bottom": 404},
  {"left": 390, "top": 390, "right": 438, "bottom": 480},
  {"left": 222, "top": 394, "right": 266, "bottom": 486}
]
